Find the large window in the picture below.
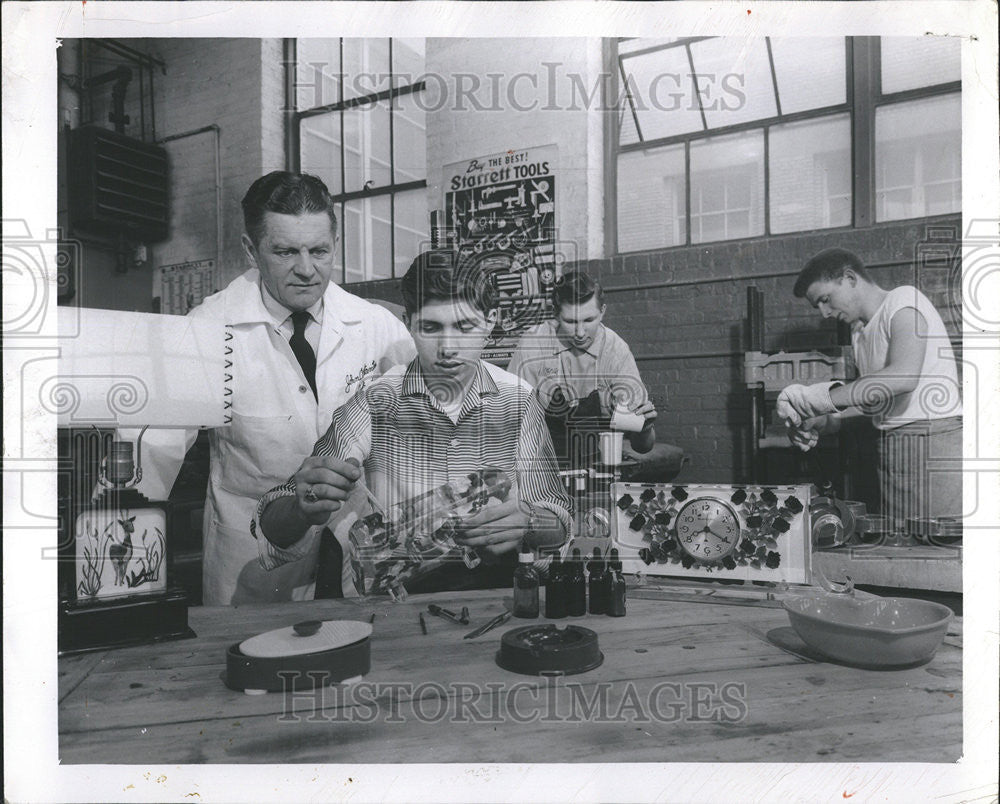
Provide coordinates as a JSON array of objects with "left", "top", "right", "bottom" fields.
[
  {"left": 291, "top": 38, "right": 428, "bottom": 282},
  {"left": 613, "top": 36, "right": 961, "bottom": 253}
]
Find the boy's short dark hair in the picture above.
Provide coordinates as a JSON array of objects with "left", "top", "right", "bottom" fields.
[
  {"left": 242, "top": 171, "right": 338, "bottom": 246},
  {"left": 793, "top": 248, "right": 871, "bottom": 297},
  {"left": 552, "top": 270, "right": 604, "bottom": 312},
  {"left": 399, "top": 250, "right": 500, "bottom": 317}
]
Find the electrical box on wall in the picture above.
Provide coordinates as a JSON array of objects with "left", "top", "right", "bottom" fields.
[{"left": 69, "top": 125, "right": 169, "bottom": 242}]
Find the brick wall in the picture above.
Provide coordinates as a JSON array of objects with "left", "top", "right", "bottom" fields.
[
  {"left": 588, "top": 216, "right": 963, "bottom": 483},
  {"left": 351, "top": 215, "right": 962, "bottom": 486}
]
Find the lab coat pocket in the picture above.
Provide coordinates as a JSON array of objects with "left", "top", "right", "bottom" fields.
[{"left": 217, "top": 412, "right": 314, "bottom": 499}]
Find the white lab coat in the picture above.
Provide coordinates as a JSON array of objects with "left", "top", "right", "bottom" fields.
[{"left": 122, "top": 269, "right": 414, "bottom": 605}]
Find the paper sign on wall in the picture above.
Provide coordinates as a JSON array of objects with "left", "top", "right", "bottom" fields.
[
  {"left": 154, "top": 259, "right": 216, "bottom": 315},
  {"left": 444, "top": 145, "right": 559, "bottom": 366}
]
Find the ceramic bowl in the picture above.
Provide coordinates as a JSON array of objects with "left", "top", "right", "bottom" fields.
[{"left": 783, "top": 595, "right": 953, "bottom": 667}]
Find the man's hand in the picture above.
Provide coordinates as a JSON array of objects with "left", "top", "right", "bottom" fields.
[
  {"left": 292, "top": 456, "right": 362, "bottom": 525},
  {"left": 776, "top": 382, "right": 839, "bottom": 427},
  {"left": 632, "top": 399, "right": 657, "bottom": 429},
  {"left": 454, "top": 498, "right": 529, "bottom": 558}
]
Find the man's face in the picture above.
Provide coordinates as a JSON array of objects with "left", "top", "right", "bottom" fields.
[
  {"left": 243, "top": 211, "right": 337, "bottom": 312},
  {"left": 406, "top": 299, "right": 495, "bottom": 400},
  {"left": 805, "top": 274, "right": 862, "bottom": 325},
  {"left": 554, "top": 296, "right": 606, "bottom": 351}
]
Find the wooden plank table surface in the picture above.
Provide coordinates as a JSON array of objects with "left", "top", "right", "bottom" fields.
[{"left": 58, "top": 590, "right": 962, "bottom": 764}]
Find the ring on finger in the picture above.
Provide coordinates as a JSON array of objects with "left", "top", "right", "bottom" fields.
[{"left": 304, "top": 485, "right": 318, "bottom": 503}]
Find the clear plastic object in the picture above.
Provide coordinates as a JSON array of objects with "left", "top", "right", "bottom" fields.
[{"left": 347, "top": 467, "right": 512, "bottom": 598}]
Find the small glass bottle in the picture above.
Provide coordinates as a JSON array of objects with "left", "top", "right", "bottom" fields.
[
  {"left": 587, "top": 548, "right": 607, "bottom": 615},
  {"left": 567, "top": 547, "right": 587, "bottom": 616},
  {"left": 607, "top": 548, "right": 627, "bottom": 617},
  {"left": 513, "top": 549, "right": 540, "bottom": 618},
  {"left": 544, "top": 552, "right": 568, "bottom": 619}
]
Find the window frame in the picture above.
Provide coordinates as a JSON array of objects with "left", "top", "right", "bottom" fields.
[
  {"left": 608, "top": 35, "right": 961, "bottom": 255},
  {"left": 285, "top": 38, "right": 429, "bottom": 283}
]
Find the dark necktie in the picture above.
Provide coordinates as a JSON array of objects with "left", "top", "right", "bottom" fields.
[
  {"left": 289, "top": 311, "right": 317, "bottom": 400},
  {"left": 290, "top": 311, "right": 341, "bottom": 596}
]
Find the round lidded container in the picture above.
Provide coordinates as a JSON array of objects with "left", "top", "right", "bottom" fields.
[{"left": 495, "top": 624, "right": 603, "bottom": 676}]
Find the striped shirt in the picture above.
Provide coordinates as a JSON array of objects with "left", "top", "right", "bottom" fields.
[{"left": 255, "top": 358, "right": 572, "bottom": 574}]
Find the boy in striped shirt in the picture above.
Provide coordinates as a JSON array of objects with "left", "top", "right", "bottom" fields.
[{"left": 255, "top": 250, "right": 571, "bottom": 594}]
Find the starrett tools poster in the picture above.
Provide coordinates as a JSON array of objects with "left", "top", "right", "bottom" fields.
[{"left": 444, "top": 144, "right": 558, "bottom": 365}]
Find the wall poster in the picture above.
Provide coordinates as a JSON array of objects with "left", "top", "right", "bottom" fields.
[
  {"left": 154, "top": 259, "right": 216, "bottom": 315},
  {"left": 444, "top": 144, "right": 558, "bottom": 365}
]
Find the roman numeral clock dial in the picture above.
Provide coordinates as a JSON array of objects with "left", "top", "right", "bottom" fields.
[{"left": 674, "top": 497, "right": 741, "bottom": 563}]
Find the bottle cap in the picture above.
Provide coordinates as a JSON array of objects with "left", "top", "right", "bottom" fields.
[
  {"left": 518, "top": 552, "right": 534, "bottom": 563},
  {"left": 571, "top": 547, "right": 582, "bottom": 560}
]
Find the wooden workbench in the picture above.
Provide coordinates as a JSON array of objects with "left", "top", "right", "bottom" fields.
[{"left": 58, "top": 590, "right": 962, "bottom": 764}]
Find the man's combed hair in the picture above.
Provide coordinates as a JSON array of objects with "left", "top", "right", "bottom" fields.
[
  {"left": 242, "top": 171, "right": 338, "bottom": 245},
  {"left": 552, "top": 270, "right": 604, "bottom": 312},
  {"left": 794, "top": 248, "right": 871, "bottom": 297},
  {"left": 400, "top": 250, "right": 500, "bottom": 316}
]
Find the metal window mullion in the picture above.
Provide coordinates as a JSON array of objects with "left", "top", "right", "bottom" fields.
[
  {"left": 617, "top": 102, "right": 850, "bottom": 155},
  {"left": 684, "top": 140, "right": 692, "bottom": 245},
  {"left": 876, "top": 82, "right": 962, "bottom": 109},
  {"left": 333, "top": 179, "right": 426, "bottom": 204},
  {"left": 297, "top": 81, "right": 426, "bottom": 120},
  {"left": 851, "top": 36, "right": 877, "bottom": 228},
  {"left": 685, "top": 43, "right": 708, "bottom": 132},
  {"left": 388, "top": 39, "right": 396, "bottom": 278},
  {"left": 605, "top": 38, "right": 620, "bottom": 258},
  {"left": 618, "top": 37, "right": 715, "bottom": 63},
  {"left": 763, "top": 126, "right": 771, "bottom": 235},
  {"left": 284, "top": 39, "right": 300, "bottom": 172},
  {"left": 765, "top": 37, "right": 782, "bottom": 118},
  {"left": 618, "top": 57, "right": 644, "bottom": 144}
]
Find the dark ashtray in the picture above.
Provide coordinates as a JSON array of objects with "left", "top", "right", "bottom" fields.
[{"left": 496, "top": 624, "right": 604, "bottom": 676}]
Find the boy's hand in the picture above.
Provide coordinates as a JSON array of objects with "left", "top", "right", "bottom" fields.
[
  {"left": 633, "top": 399, "right": 657, "bottom": 428},
  {"left": 786, "top": 421, "right": 820, "bottom": 452},
  {"left": 293, "top": 456, "right": 362, "bottom": 525},
  {"left": 454, "top": 498, "right": 527, "bottom": 557}
]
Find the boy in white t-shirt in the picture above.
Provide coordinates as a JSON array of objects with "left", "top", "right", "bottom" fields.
[{"left": 776, "top": 248, "right": 962, "bottom": 529}]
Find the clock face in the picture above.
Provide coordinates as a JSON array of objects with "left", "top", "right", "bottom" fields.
[{"left": 674, "top": 497, "right": 741, "bottom": 563}]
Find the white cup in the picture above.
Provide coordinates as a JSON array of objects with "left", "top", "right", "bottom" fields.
[
  {"left": 598, "top": 431, "right": 624, "bottom": 465},
  {"left": 610, "top": 403, "right": 645, "bottom": 433}
]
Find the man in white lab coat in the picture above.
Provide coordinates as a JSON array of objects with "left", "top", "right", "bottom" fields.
[{"left": 122, "top": 171, "right": 414, "bottom": 604}]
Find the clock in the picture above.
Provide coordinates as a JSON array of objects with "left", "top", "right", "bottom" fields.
[
  {"left": 608, "top": 482, "right": 814, "bottom": 584},
  {"left": 674, "top": 497, "right": 741, "bottom": 563}
]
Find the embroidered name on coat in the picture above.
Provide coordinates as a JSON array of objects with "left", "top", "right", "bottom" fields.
[{"left": 345, "top": 360, "right": 378, "bottom": 394}]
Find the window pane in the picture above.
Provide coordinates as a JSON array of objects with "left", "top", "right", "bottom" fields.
[
  {"left": 881, "top": 37, "right": 960, "bottom": 94},
  {"left": 875, "top": 94, "right": 961, "bottom": 222},
  {"left": 620, "top": 45, "right": 704, "bottom": 141},
  {"left": 394, "top": 189, "right": 430, "bottom": 277},
  {"left": 688, "top": 38, "right": 777, "bottom": 129},
  {"left": 343, "top": 195, "right": 392, "bottom": 282},
  {"left": 617, "top": 144, "right": 686, "bottom": 251},
  {"left": 296, "top": 39, "right": 340, "bottom": 109},
  {"left": 393, "top": 38, "right": 425, "bottom": 88},
  {"left": 300, "top": 112, "right": 342, "bottom": 196},
  {"left": 343, "top": 100, "right": 391, "bottom": 193},
  {"left": 690, "top": 132, "right": 764, "bottom": 244},
  {"left": 342, "top": 38, "right": 391, "bottom": 101},
  {"left": 769, "top": 38, "right": 846, "bottom": 113},
  {"left": 393, "top": 91, "right": 426, "bottom": 183},
  {"left": 769, "top": 114, "right": 851, "bottom": 234}
]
